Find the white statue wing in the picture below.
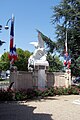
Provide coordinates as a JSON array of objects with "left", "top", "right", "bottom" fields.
[
  {"left": 30, "top": 42, "right": 38, "bottom": 48},
  {"left": 38, "top": 32, "right": 44, "bottom": 48}
]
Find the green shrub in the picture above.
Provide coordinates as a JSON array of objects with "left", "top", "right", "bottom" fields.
[
  {"left": 34, "top": 89, "right": 42, "bottom": 97},
  {"left": 26, "top": 88, "right": 36, "bottom": 99},
  {"left": 0, "top": 85, "right": 80, "bottom": 101},
  {"left": 46, "top": 87, "right": 56, "bottom": 96},
  {"left": 15, "top": 90, "right": 27, "bottom": 101}
]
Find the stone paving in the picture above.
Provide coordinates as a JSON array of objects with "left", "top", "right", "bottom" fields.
[{"left": 0, "top": 95, "right": 80, "bottom": 120}]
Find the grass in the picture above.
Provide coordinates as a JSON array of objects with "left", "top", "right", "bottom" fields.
[{"left": 0, "top": 79, "right": 9, "bottom": 83}]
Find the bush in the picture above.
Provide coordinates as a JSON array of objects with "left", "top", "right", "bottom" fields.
[
  {"left": 45, "top": 87, "right": 56, "bottom": 96},
  {"left": 0, "top": 85, "right": 80, "bottom": 101},
  {"left": 15, "top": 90, "right": 27, "bottom": 101},
  {"left": 54, "top": 87, "right": 65, "bottom": 95},
  {"left": 26, "top": 88, "right": 39, "bottom": 99}
]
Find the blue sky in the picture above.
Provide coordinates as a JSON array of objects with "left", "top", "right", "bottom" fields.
[{"left": 0, "top": 0, "right": 61, "bottom": 56}]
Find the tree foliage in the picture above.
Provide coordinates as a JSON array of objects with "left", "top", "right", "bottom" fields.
[
  {"left": 47, "top": 53, "right": 63, "bottom": 72},
  {"left": 0, "top": 48, "right": 31, "bottom": 71},
  {"left": 0, "top": 52, "right": 10, "bottom": 70},
  {"left": 51, "top": 0, "right": 80, "bottom": 76},
  {"left": 40, "top": 31, "right": 56, "bottom": 53},
  {"left": 13, "top": 48, "right": 31, "bottom": 71}
]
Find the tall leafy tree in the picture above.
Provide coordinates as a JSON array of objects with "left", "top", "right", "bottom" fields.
[
  {"left": 47, "top": 53, "right": 63, "bottom": 72},
  {"left": 0, "top": 48, "right": 31, "bottom": 71},
  {"left": 14, "top": 48, "right": 31, "bottom": 71},
  {"left": 0, "top": 52, "right": 10, "bottom": 70},
  {"left": 51, "top": 0, "right": 80, "bottom": 76}
]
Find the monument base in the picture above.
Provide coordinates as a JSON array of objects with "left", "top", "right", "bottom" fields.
[
  {"left": 33, "top": 64, "right": 49, "bottom": 89},
  {"left": 38, "top": 69, "right": 46, "bottom": 89}
]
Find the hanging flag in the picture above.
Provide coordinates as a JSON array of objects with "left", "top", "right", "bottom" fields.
[
  {"left": 8, "top": 15, "right": 18, "bottom": 66},
  {"left": 13, "top": 45, "right": 18, "bottom": 61},
  {"left": 64, "top": 53, "right": 71, "bottom": 68},
  {"left": 63, "top": 30, "right": 71, "bottom": 68},
  {"left": 8, "top": 15, "right": 14, "bottom": 62}
]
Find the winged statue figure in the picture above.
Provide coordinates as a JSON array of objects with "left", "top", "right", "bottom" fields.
[{"left": 28, "top": 30, "right": 48, "bottom": 70}]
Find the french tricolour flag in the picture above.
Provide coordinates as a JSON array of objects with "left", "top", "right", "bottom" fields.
[
  {"left": 8, "top": 15, "right": 18, "bottom": 65},
  {"left": 63, "top": 30, "right": 71, "bottom": 68}
]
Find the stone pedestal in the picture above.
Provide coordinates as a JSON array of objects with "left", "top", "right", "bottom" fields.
[
  {"left": 38, "top": 69, "right": 46, "bottom": 89},
  {"left": 33, "top": 65, "right": 48, "bottom": 89}
]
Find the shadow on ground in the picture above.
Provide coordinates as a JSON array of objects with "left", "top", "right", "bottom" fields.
[{"left": 0, "top": 102, "right": 53, "bottom": 120}]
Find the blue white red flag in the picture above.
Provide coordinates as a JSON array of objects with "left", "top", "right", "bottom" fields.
[
  {"left": 8, "top": 15, "right": 18, "bottom": 65},
  {"left": 64, "top": 52, "right": 71, "bottom": 68},
  {"left": 63, "top": 30, "right": 71, "bottom": 68}
]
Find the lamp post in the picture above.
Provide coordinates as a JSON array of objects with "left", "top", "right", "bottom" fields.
[
  {"left": 5, "top": 15, "right": 15, "bottom": 69},
  {"left": 5, "top": 14, "right": 14, "bottom": 29},
  {"left": 5, "top": 15, "right": 17, "bottom": 71},
  {"left": 5, "top": 18, "right": 12, "bottom": 30}
]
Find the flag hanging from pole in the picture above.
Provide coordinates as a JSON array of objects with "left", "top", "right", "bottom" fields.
[
  {"left": 8, "top": 15, "right": 18, "bottom": 65},
  {"left": 64, "top": 53, "right": 71, "bottom": 68},
  {"left": 63, "top": 30, "right": 71, "bottom": 69}
]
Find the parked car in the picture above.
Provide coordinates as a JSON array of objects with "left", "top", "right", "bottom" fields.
[
  {"left": 6, "top": 70, "right": 10, "bottom": 79},
  {"left": 73, "top": 77, "right": 80, "bottom": 83},
  {"left": 1, "top": 71, "right": 6, "bottom": 80}
]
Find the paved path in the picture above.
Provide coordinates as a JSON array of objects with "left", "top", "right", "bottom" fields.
[{"left": 0, "top": 95, "right": 80, "bottom": 120}]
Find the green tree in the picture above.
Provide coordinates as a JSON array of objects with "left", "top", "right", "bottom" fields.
[
  {"left": 0, "top": 48, "right": 31, "bottom": 71},
  {"left": 14, "top": 48, "right": 31, "bottom": 71},
  {"left": 0, "top": 52, "right": 10, "bottom": 70},
  {"left": 51, "top": 0, "right": 80, "bottom": 76},
  {"left": 47, "top": 53, "right": 63, "bottom": 72}
]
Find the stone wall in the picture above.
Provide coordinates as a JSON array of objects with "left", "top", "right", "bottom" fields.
[
  {"left": 10, "top": 71, "right": 33, "bottom": 90},
  {"left": 53, "top": 72, "right": 66, "bottom": 87},
  {"left": 10, "top": 71, "right": 71, "bottom": 90}
]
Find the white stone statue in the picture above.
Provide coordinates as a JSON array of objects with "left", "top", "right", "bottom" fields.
[{"left": 28, "top": 30, "right": 49, "bottom": 70}]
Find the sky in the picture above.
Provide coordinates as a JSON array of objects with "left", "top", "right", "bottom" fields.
[{"left": 0, "top": 0, "right": 61, "bottom": 56}]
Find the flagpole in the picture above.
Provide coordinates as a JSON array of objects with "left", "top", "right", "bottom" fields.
[
  {"left": 65, "top": 29, "right": 71, "bottom": 87},
  {"left": 5, "top": 14, "right": 18, "bottom": 72},
  {"left": 65, "top": 30, "right": 68, "bottom": 53},
  {"left": 10, "top": 15, "right": 14, "bottom": 69}
]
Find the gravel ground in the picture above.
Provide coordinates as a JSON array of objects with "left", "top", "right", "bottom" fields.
[{"left": 0, "top": 95, "right": 80, "bottom": 120}]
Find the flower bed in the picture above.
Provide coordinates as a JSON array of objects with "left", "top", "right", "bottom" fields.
[{"left": 0, "top": 85, "right": 80, "bottom": 101}]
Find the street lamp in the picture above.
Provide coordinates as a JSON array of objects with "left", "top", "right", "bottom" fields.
[
  {"left": 5, "top": 15, "right": 17, "bottom": 70},
  {"left": 5, "top": 14, "right": 14, "bottom": 30},
  {"left": 5, "top": 18, "right": 12, "bottom": 30},
  {"left": 5, "top": 15, "right": 14, "bottom": 69}
]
